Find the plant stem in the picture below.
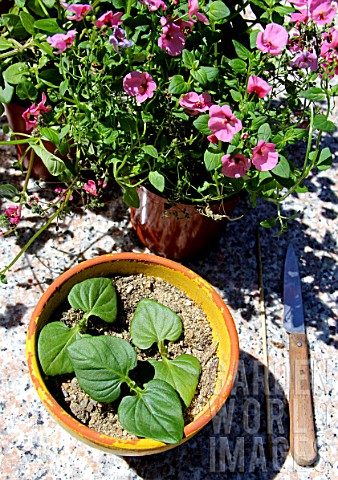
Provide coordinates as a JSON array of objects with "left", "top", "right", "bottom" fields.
[
  {"left": 278, "top": 105, "right": 317, "bottom": 202},
  {"left": 0, "top": 189, "right": 73, "bottom": 280}
]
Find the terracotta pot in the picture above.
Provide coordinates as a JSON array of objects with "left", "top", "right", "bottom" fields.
[
  {"left": 26, "top": 253, "right": 239, "bottom": 456},
  {"left": 130, "top": 186, "right": 240, "bottom": 259},
  {"left": 4, "top": 103, "right": 62, "bottom": 180}
]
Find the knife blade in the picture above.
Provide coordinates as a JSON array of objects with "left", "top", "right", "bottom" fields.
[{"left": 283, "top": 244, "right": 317, "bottom": 466}]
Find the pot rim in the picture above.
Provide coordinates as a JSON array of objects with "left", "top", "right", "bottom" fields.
[{"left": 26, "top": 252, "right": 239, "bottom": 453}]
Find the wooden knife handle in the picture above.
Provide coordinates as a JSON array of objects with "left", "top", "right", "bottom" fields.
[{"left": 289, "top": 332, "right": 317, "bottom": 466}]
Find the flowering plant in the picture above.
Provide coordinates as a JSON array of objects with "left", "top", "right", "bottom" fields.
[{"left": 0, "top": 0, "right": 337, "bottom": 282}]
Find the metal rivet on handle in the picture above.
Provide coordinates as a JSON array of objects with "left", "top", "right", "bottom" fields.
[{"left": 297, "top": 341, "right": 302, "bottom": 347}]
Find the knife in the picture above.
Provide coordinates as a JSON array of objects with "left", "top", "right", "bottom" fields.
[{"left": 283, "top": 244, "right": 317, "bottom": 466}]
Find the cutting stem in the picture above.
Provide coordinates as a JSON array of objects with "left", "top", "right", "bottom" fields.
[{"left": 256, "top": 228, "right": 273, "bottom": 459}]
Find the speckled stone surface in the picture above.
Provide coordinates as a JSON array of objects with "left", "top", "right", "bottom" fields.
[{"left": 0, "top": 110, "right": 337, "bottom": 479}]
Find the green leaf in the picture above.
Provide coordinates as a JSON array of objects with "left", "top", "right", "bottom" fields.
[
  {"left": 130, "top": 299, "right": 182, "bottom": 350},
  {"left": 258, "top": 123, "right": 271, "bottom": 142},
  {"left": 251, "top": 113, "right": 268, "bottom": 130},
  {"left": 313, "top": 115, "right": 335, "bottom": 132},
  {"left": 201, "top": 66, "right": 219, "bottom": 82},
  {"left": 99, "top": 126, "right": 118, "bottom": 145},
  {"left": 142, "top": 145, "right": 158, "bottom": 158},
  {"left": 40, "top": 127, "right": 59, "bottom": 145},
  {"left": 112, "top": 0, "right": 125, "bottom": 7},
  {"left": 68, "top": 277, "right": 117, "bottom": 323},
  {"left": 250, "top": 30, "right": 259, "bottom": 49},
  {"left": 68, "top": 336, "right": 137, "bottom": 403},
  {"left": 34, "top": 19, "right": 64, "bottom": 33},
  {"left": 274, "top": 5, "right": 295, "bottom": 14},
  {"left": 182, "top": 49, "right": 195, "bottom": 69},
  {"left": 25, "top": 0, "right": 45, "bottom": 16},
  {"left": 260, "top": 217, "right": 277, "bottom": 228},
  {"left": 207, "top": 1, "right": 231, "bottom": 22},
  {"left": 118, "top": 379, "right": 184, "bottom": 444},
  {"left": 119, "top": 114, "right": 136, "bottom": 133},
  {"left": 298, "top": 88, "right": 325, "bottom": 102},
  {"left": 232, "top": 40, "right": 251, "bottom": 60},
  {"left": 191, "top": 68, "right": 208, "bottom": 86},
  {"left": 271, "top": 155, "right": 290, "bottom": 179},
  {"left": 0, "top": 81, "right": 14, "bottom": 104},
  {"left": 31, "top": 144, "right": 66, "bottom": 176},
  {"left": 16, "top": 78, "right": 37, "bottom": 100},
  {"left": 193, "top": 114, "right": 212, "bottom": 135},
  {"left": 168, "top": 75, "right": 190, "bottom": 95},
  {"left": 20, "top": 11, "right": 35, "bottom": 34},
  {"left": 123, "top": 187, "right": 140, "bottom": 208},
  {"left": 150, "top": 354, "right": 201, "bottom": 407},
  {"left": 295, "top": 183, "right": 308, "bottom": 193},
  {"left": 3, "top": 62, "right": 29, "bottom": 85},
  {"left": 204, "top": 147, "right": 223, "bottom": 171},
  {"left": 0, "top": 38, "right": 12, "bottom": 51},
  {"left": 59, "top": 79, "right": 69, "bottom": 96},
  {"left": 59, "top": 124, "right": 70, "bottom": 139},
  {"left": 172, "top": 111, "right": 189, "bottom": 120},
  {"left": 228, "top": 58, "right": 247, "bottom": 73},
  {"left": 230, "top": 89, "right": 242, "bottom": 102},
  {"left": 34, "top": 40, "right": 54, "bottom": 56},
  {"left": 149, "top": 171, "right": 165, "bottom": 192},
  {"left": 0, "top": 184, "right": 20, "bottom": 200},
  {"left": 141, "top": 111, "right": 153, "bottom": 123},
  {"left": 38, "top": 69, "right": 63, "bottom": 87},
  {"left": 42, "top": 0, "right": 58, "bottom": 7},
  {"left": 316, "top": 147, "right": 333, "bottom": 170},
  {"left": 38, "top": 323, "right": 80, "bottom": 376}
]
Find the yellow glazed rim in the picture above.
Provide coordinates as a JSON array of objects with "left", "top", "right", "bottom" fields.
[{"left": 26, "top": 253, "right": 239, "bottom": 455}]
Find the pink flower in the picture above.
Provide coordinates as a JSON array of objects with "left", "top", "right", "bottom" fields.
[
  {"left": 290, "top": 51, "right": 318, "bottom": 71},
  {"left": 221, "top": 154, "right": 250, "bottom": 178},
  {"left": 179, "top": 92, "right": 212, "bottom": 115},
  {"left": 22, "top": 109, "right": 39, "bottom": 131},
  {"left": 95, "top": 11, "right": 123, "bottom": 29},
  {"left": 289, "top": 0, "right": 307, "bottom": 6},
  {"left": 22, "top": 93, "right": 51, "bottom": 131},
  {"left": 54, "top": 188, "right": 73, "bottom": 201},
  {"left": 290, "top": 10, "right": 309, "bottom": 24},
  {"left": 247, "top": 75, "right": 272, "bottom": 98},
  {"left": 5, "top": 205, "right": 21, "bottom": 225},
  {"left": 83, "top": 180, "right": 98, "bottom": 196},
  {"left": 207, "top": 134, "right": 218, "bottom": 144},
  {"left": 256, "top": 23, "right": 288, "bottom": 56},
  {"left": 61, "top": 2, "right": 92, "bottom": 21},
  {"left": 176, "top": 18, "right": 194, "bottom": 35},
  {"left": 320, "top": 27, "right": 338, "bottom": 55},
  {"left": 288, "top": 34, "right": 305, "bottom": 52},
  {"left": 188, "top": 0, "right": 209, "bottom": 24},
  {"left": 208, "top": 104, "right": 242, "bottom": 142},
  {"left": 47, "top": 30, "right": 77, "bottom": 54},
  {"left": 123, "top": 71, "right": 157, "bottom": 103},
  {"left": 158, "top": 17, "right": 186, "bottom": 56},
  {"left": 98, "top": 179, "right": 108, "bottom": 189},
  {"left": 310, "top": 0, "right": 336, "bottom": 26},
  {"left": 27, "top": 196, "right": 39, "bottom": 207},
  {"left": 252, "top": 140, "right": 279, "bottom": 171},
  {"left": 320, "top": 28, "right": 338, "bottom": 76},
  {"left": 139, "top": 0, "right": 167, "bottom": 11}
]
